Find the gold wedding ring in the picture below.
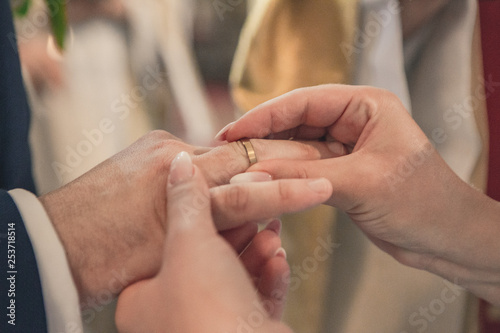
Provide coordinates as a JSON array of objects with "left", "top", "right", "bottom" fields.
[{"left": 240, "top": 139, "right": 257, "bottom": 166}]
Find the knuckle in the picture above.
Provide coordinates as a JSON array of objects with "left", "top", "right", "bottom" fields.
[
  {"left": 357, "top": 93, "right": 379, "bottom": 115},
  {"left": 147, "top": 129, "right": 173, "bottom": 141},
  {"left": 269, "top": 106, "right": 288, "bottom": 132},
  {"left": 162, "top": 138, "right": 186, "bottom": 152},
  {"left": 204, "top": 144, "right": 247, "bottom": 185},
  {"left": 277, "top": 181, "right": 293, "bottom": 202},
  {"left": 151, "top": 139, "right": 190, "bottom": 173},
  {"left": 224, "top": 184, "right": 251, "bottom": 212},
  {"left": 229, "top": 141, "right": 248, "bottom": 161},
  {"left": 211, "top": 142, "right": 246, "bottom": 167},
  {"left": 300, "top": 142, "right": 321, "bottom": 160},
  {"left": 296, "top": 166, "right": 309, "bottom": 179},
  {"left": 351, "top": 86, "right": 387, "bottom": 112},
  {"left": 364, "top": 87, "right": 401, "bottom": 112}
]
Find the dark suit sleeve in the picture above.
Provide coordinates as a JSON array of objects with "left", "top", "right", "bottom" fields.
[
  {"left": 0, "top": 0, "right": 48, "bottom": 331},
  {"left": 0, "top": 190, "right": 47, "bottom": 332},
  {"left": 0, "top": 0, "right": 36, "bottom": 193}
]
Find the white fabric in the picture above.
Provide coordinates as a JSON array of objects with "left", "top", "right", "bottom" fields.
[
  {"left": 123, "top": 0, "right": 216, "bottom": 146},
  {"left": 27, "top": 19, "right": 152, "bottom": 194},
  {"left": 352, "top": 0, "right": 412, "bottom": 111},
  {"left": 323, "top": 0, "right": 480, "bottom": 332},
  {"left": 8, "top": 189, "right": 83, "bottom": 333}
]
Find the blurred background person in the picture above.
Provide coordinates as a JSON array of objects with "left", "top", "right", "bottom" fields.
[{"left": 16, "top": 0, "right": 248, "bottom": 194}]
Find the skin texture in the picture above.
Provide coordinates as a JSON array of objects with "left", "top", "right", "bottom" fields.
[
  {"left": 39, "top": 130, "right": 334, "bottom": 303},
  {"left": 220, "top": 84, "right": 500, "bottom": 305},
  {"left": 115, "top": 153, "right": 294, "bottom": 332}
]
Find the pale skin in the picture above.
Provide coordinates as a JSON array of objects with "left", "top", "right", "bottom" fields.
[
  {"left": 219, "top": 84, "right": 500, "bottom": 306},
  {"left": 39, "top": 130, "right": 335, "bottom": 306},
  {"left": 115, "top": 152, "right": 295, "bottom": 332}
]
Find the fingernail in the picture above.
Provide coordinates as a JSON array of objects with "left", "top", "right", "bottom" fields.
[
  {"left": 169, "top": 152, "right": 194, "bottom": 185},
  {"left": 327, "top": 141, "right": 345, "bottom": 155},
  {"left": 265, "top": 219, "right": 282, "bottom": 235},
  {"left": 307, "top": 178, "right": 330, "bottom": 194},
  {"left": 214, "top": 122, "right": 234, "bottom": 142},
  {"left": 230, "top": 172, "right": 272, "bottom": 184},
  {"left": 274, "top": 247, "right": 287, "bottom": 259}
]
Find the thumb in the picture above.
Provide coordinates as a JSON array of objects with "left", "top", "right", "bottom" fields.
[{"left": 166, "top": 151, "right": 216, "bottom": 241}]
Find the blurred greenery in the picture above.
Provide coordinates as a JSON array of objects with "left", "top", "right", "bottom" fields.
[
  {"left": 45, "top": 0, "right": 67, "bottom": 49},
  {"left": 11, "top": 0, "right": 67, "bottom": 49},
  {"left": 12, "top": 0, "right": 31, "bottom": 16}
]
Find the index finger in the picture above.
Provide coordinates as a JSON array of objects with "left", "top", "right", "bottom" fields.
[
  {"left": 210, "top": 177, "right": 332, "bottom": 231},
  {"left": 221, "top": 84, "right": 377, "bottom": 145}
]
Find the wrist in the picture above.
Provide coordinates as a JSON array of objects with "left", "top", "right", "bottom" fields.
[
  {"left": 38, "top": 188, "right": 87, "bottom": 297},
  {"left": 437, "top": 182, "right": 500, "bottom": 271},
  {"left": 410, "top": 179, "right": 500, "bottom": 305},
  {"left": 39, "top": 185, "right": 128, "bottom": 301}
]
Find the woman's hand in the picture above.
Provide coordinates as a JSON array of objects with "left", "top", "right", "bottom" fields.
[
  {"left": 115, "top": 152, "right": 294, "bottom": 333},
  {"left": 220, "top": 84, "right": 500, "bottom": 305}
]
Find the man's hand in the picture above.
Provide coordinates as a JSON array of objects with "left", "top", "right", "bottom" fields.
[
  {"left": 220, "top": 84, "right": 500, "bottom": 305},
  {"left": 39, "top": 130, "right": 333, "bottom": 302},
  {"left": 115, "top": 152, "right": 293, "bottom": 332}
]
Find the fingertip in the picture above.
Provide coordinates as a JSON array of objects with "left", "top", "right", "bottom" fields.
[
  {"left": 326, "top": 141, "right": 347, "bottom": 156},
  {"left": 168, "top": 151, "right": 194, "bottom": 186},
  {"left": 214, "top": 122, "right": 234, "bottom": 142},
  {"left": 264, "top": 219, "right": 282, "bottom": 236},
  {"left": 274, "top": 247, "right": 287, "bottom": 259}
]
